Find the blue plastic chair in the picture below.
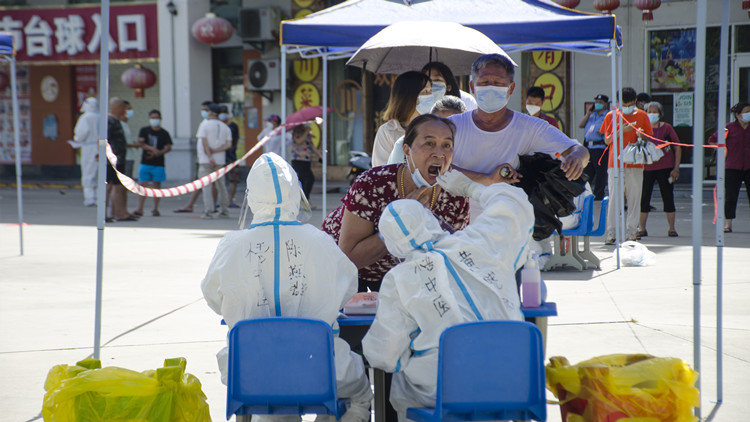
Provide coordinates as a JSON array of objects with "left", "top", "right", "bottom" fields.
[
  {"left": 406, "top": 320, "right": 547, "bottom": 422},
  {"left": 226, "top": 317, "right": 348, "bottom": 421},
  {"left": 577, "top": 196, "right": 608, "bottom": 269}
]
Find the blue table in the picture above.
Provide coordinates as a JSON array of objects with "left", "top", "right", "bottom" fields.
[{"left": 338, "top": 302, "right": 557, "bottom": 422}]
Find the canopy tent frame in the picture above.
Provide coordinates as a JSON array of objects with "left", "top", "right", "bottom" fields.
[
  {"left": 0, "top": 32, "right": 24, "bottom": 256},
  {"left": 279, "top": 1, "right": 730, "bottom": 416}
]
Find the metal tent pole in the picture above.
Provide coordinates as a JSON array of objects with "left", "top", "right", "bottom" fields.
[
  {"left": 609, "top": 40, "right": 620, "bottom": 268},
  {"left": 693, "top": 0, "right": 708, "bottom": 417},
  {"left": 9, "top": 56, "right": 23, "bottom": 255},
  {"left": 94, "top": 0, "right": 111, "bottom": 360},
  {"left": 322, "top": 50, "right": 328, "bottom": 216},
  {"left": 616, "top": 46, "right": 624, "bottom": 250},
  {"left": 714, "top": 0, "right": 730, "bottom": 405},
  {"left": 281, "top": 45, "right": 287, "bottom": 161}
]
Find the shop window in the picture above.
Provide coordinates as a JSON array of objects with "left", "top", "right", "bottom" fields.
[{"left": 736, "top": 25, "right": 750, "bottom": 53}]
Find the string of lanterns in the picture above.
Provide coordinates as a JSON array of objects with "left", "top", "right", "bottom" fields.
[{"left": 553, "top": 0, "right": 663, "bottom": 21}]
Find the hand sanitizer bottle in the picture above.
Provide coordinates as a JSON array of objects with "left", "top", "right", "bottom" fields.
[{"left": 521, "top": 255, "right": 542, "bottom": 308}]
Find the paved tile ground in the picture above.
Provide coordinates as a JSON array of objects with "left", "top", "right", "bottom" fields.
[{"left": 1, "top": 182, "right": 748, "bottom": 421}]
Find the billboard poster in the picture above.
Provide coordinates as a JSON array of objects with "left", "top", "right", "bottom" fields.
[{"left": 649, "top": 29, "right": 696, "bottom": 92}]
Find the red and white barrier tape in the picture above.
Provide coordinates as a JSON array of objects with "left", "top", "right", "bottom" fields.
[{"left": 105, "top": 119, "right": 316, "bottom": 198}]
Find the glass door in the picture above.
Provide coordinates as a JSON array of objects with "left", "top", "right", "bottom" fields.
[{"left": 732, "top": 55, "right": 750, "bottom": 105}]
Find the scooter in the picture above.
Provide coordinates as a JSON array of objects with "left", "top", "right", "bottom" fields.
[{"left": 347, "top": 150, "right": 371, "bottom": 185}]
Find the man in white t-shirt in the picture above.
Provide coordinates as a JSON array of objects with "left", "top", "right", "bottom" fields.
[
  {"left": 449, "top": 54, "right": 588, "bottom": 185},
  {"left": 196, "top": 103, "right": 232, "bottom": 219}
]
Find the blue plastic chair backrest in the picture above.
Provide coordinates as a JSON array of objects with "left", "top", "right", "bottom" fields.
[
  {"left": 436, "top": 320, "right": 546, "bottom": 421},
  {"left": 588, "top": 196, "right": 608, "bottom": 237},
  {"left": 226, "top": 317, "right": 338, "bottom": 419},
  {"left": 561, "top": 194, "right": 594, "bottom": 236}
]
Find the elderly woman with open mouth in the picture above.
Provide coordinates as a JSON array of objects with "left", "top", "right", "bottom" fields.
[{"left": 323, "top": 114, "right": 469, "bottom": 292}]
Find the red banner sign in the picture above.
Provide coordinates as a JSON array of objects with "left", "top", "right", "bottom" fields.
[{"left": 0, "top": 4, "right": 158, "bottom": 63}]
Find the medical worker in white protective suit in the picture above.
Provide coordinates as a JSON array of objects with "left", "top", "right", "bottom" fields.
[
  {"left": 73, "top": 97, "right": 99, "bottom": 206},
  {"left": 201, "top": 152, "right": 372, "bottom": 422},
  {"left": 362, "top": 169, "right": 534, "bottom": 421}
]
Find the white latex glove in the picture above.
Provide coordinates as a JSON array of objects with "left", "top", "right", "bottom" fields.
[{"left": 437, "top": 169, "right": 482, "bottom": 199}]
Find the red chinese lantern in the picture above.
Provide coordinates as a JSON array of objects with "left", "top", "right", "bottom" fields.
[
  {"left": 121, "top": 64, "right": 157, "bottom": 98},
  {"left": 0, "top": 70, "right": 9, "bottom": 91},
  {"left": 635, "top": 0, "right": 661, "bottom": 21},
  {"left": 191, "top": 13, "right": 233, "bottom": 45},
  {"left": 593, "top": 0, "right": 620, "bottom": 14},
  {"left": 553, "top": 0, "right": 580, "bottom": 8}
]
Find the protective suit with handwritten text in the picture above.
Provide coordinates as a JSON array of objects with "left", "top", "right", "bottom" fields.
[
  {"left": 362, "top": 171, "right": 534, "bottom": 420},
  {"left": 201, "top": 153, "right": 371, "bottom": 422}
]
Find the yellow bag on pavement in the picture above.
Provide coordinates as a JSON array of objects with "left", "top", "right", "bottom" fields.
[
  {"left": 42, "top": 357, "right": 210, "bottom": 422},
  {"left": 546, "top": 354, "right": 699, "bottom": 422}
]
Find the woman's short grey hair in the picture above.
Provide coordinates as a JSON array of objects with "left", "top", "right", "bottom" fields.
[
  {"left": 645, "top": 101, "right": 663, "bottom": 117},
  {"left": 430, "top": 95, "right": 467, "bottom": 115},
  {"left": 471, "top": 54, "right": 515, "bottom": 80}
]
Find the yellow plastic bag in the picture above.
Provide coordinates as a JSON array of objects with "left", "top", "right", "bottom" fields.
[
  {"left": 546, "top": 354, "right": 699, "bottom": 422},
  {"left": 42, "top": 357, "right": 210, "bottom": 422}
]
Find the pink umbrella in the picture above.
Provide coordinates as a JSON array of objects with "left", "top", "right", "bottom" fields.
[{"left": 285, "top": 106, "right": 332, "bottom": 125}]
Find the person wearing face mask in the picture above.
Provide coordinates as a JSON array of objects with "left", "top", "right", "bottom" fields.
[
  {"left": 421, "top": 61, "right": 477, "bottom": 111},
  {"left": 447, "top": 54, "right": 588, "bottom": 219},
  {"left": 121, "top": 101, "right": 139, "bottom": 179},
  {"left": 579, "top": 94, "right": 611, "bottom": 200},
  {"left": 525, "top": 86, "right": 560, "bottom": 129},
  {"left": 257, "top": 114, "right": 289, "bottom": 157},
  {"left": 73, "top": 97, "right": 99, "bottom": 206},
  {"left": 708, "top": 101, "right": 750, "bottom": 233},
  {"left": 175, "top": 101, "right": 213, "bottom": 213},
  {"left": 217, "top": 105, "right": 241, "bottom": 208},
  {"left": 639, "top": 101, "right": 681, "bottom": 238},
  {"left": 372, "top": 71, "right": 432, "bottom": 167},
  {"left": 323, "top": 115, "right": 469, "bottom": 293},
  {"left": 134, "top": 109, "right": 172, "bottom": 217},
  {"left": 599, "top": 87, "right": 653, "bottom": 244}
]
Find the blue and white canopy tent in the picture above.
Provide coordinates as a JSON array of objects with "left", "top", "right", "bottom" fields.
[
  {"left": 280, "top": 0, "right": 625, "bottom": 248},
  {"left": 281, "top": 0, "right": 730, "bottom": 417},
  {"left": 0, "top": 32, "right": 24, "bottom": 255}
]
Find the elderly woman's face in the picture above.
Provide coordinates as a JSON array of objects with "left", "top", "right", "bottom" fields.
[{"left": 404, "top": 120, "right": 454, "bottom": 185}]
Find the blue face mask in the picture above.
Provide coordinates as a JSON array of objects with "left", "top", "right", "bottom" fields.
[
  {"left": 416, "top": 94, "right": 435, "bottom": 115},
  {"left": 594, "top": 103, "right": 604, "bottom": 111},
  {"left": 407, "top": 150, "right": 436, "bottom": 188},
  {"left": 125, "top": 109, "right": 134, "bottom": 119},
  {"left": 740, "top": 112, "right": 750, "bottom": 123},
  {"left": 621, "top": 105, "right": 636, "bottom": 115},
  {"left": 201, "top": 110, "right": 209, "bottom": 119},
  {"left": 474, "top": 86, "right": 509, "bottom": 113},
  {"left": 431, "top": 81, "right": 447, "bottom": 100},
  {"left": 218, "top": 113, "right": 228, "bottom": 121},
  {"left": 149, "top": 118, "right": 161, "bottom": 127}
]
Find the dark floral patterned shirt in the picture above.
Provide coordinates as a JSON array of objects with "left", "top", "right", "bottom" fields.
[{"left": 322, "top": 164, "right": 469, "bottom": 283}]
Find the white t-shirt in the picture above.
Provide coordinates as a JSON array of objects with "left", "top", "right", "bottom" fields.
[
  {"left": 372, "top": 119, "right": 405, "bottom": 167},
  {"left": 448, "top": 110, "right": 578, "bottom": 173},
  {"left": 196, "top": 119, "right": 232, "bottom": 165}
]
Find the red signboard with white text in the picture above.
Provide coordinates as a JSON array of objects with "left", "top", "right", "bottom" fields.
[{"left": 0, "top": 4, "right": 158, "bottom": 63}]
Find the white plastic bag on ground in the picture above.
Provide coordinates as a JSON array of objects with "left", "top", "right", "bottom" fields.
[{"left": 613, "top": 241, "right": 656, "bottom": 266}]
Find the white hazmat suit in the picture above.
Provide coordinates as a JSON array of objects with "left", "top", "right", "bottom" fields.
[
  {"left": 201, "top": 153, "right": 372, "bottom": 422},
  {"left": 73, "top": 98, "right": 99, "bottom": 206},
  {"left": 362, "top": 170, "right": 535, "bottom": 422}
]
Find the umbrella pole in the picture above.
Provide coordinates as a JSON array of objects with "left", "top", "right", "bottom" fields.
[
  {"left": 93, "top": 0, "right": 111, "bottom": 360},
  {"left": 713, "top": 0, "right": 730, "bottom": 405},
  {"left": 322, "top": 50, "right": 328, "bottom": 216},
  {"left": 693, "top": 0, "right": 708, "bottom": 417},
  {"left": 10, "top": 56, "right": 23, "bottom": 255}
]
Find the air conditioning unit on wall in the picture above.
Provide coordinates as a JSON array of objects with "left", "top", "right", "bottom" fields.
[
  {"left": 239, "top": 8, "right": 281, "bottom": 41},
  {"left": 247, "top": 59, "right": 280, "bottom": 91}
]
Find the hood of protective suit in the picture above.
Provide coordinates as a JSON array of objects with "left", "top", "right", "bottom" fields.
[
  {"left": 247, "top": 153, "right": 301, "bottom": 223},
  {"left": 378, "top": 199, "right": 447, "bottom": 259},
  {"left": 81, "top": 97, "right": 98, "bottom": 113}
]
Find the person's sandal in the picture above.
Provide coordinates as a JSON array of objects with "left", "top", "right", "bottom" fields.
[
  {"left": 133, "top": 210, "right": 144, "bottom": 217},
  {"left": 173, "top": 208, "right": 192, "bottom": 213},
  {"left": 152, "top": 210, "right": 161, "bottom": 217},
  {"left": 724, "top": 227, "right": 732, "bottom": 233},
  {"left": 637, "top": 230, "right": 648, "bottom": 237},
  {"left": 668, "top": 230, "right": 678, "bottom": 237}
]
